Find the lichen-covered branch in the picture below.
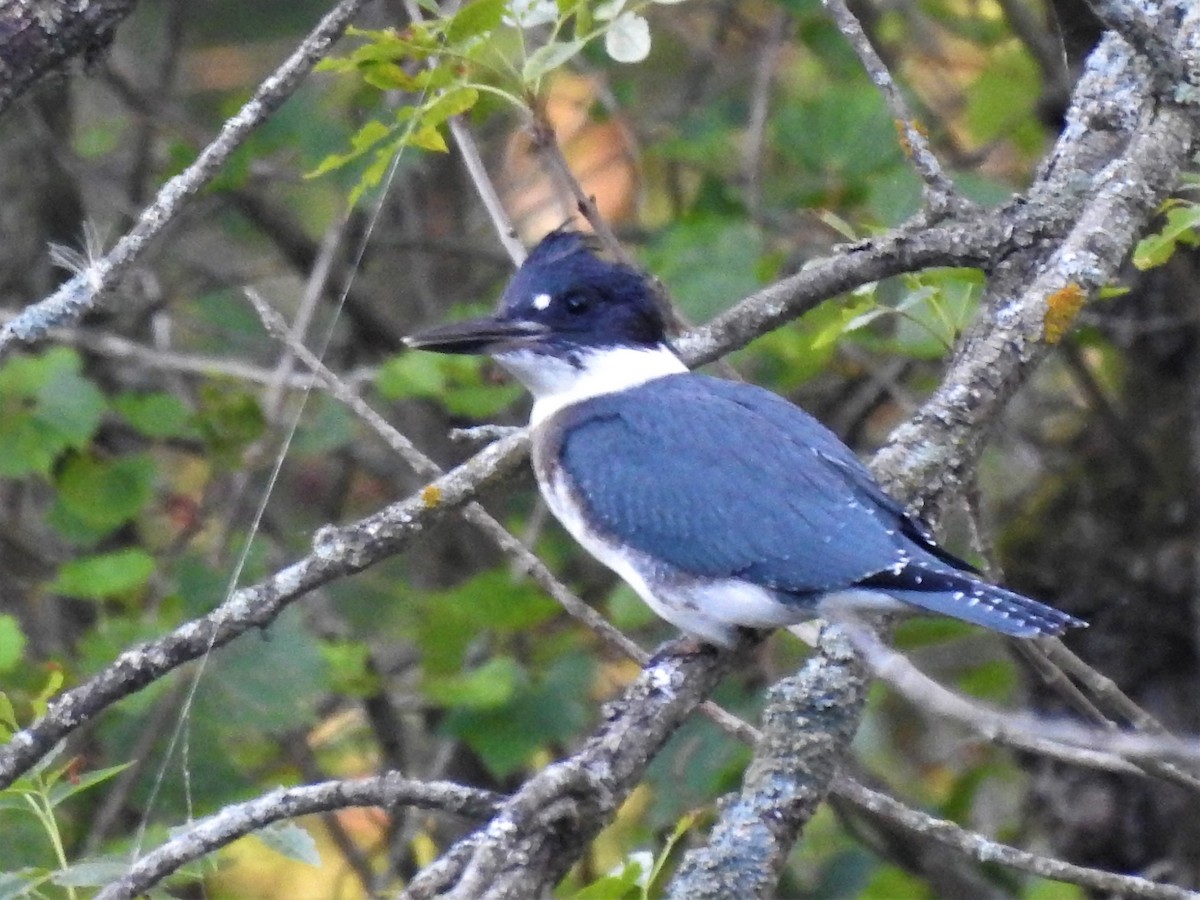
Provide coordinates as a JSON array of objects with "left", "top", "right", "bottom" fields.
[
  {"left": 95, "top": 775, "right": 502, "bottom": 900},
  {"left": 0, "top": 0, "right": 138, "bottom": 117},
  {"left": 400, "top": 640, "right": 750, "bottom": 899},
  {"left": 665, "top": 628, "right": 868, "bottom": 899}
]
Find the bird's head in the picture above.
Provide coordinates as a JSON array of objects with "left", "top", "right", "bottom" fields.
[{"left": 404, "top": 229, "right": 669, "bottom": 360}]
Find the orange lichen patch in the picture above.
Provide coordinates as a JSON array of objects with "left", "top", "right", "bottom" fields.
[
  {"left": 1044, "top": 283, "right": 1086, "bottom": 344},
  {"left": 421, "top": 485, "right": 442, "bottom": 508},
  {"left": 893, "top": 118, "right": 929, "bottom": 158},
  {"left": 502, "top": 73, "right": 639, "bottom": 241}
]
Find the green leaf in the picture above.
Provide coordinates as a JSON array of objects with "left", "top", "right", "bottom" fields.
[
  {"left": 196, "top": 384, "right": 266, "bottom": 466},
  {"left": 443, "top": 654, "right": 592, "bottom": 777},
  {"left": 571, "top": 856, "right": 646, "bottom": 899},
  {"left": 50, "top": 858, "right": 137, "bottom": 887},
  {"left": 642, "top": 219, "right": 766, "bottom": 321},
  {"left": 1134, "top": 203, "right": 1200, "bottom": 270},
  {"left": 446, "top": 0, "right": 506, "bottom": 42},
  {"left": 423, "top": 86, "right": 480, "bottom": 127},
  {"left": 319, "top": 639, "right": 381, "bottom": 696},
  {"left": 257, "top": 821, "right": 321, "bottom": 866},
  {"left": 292, "top": 395, "right": 357, "bottom": 455},
  {"left": 424, "top": 656, "right": 524, "bottom": 710},
  {"left": 112, "top": 392, "right": 194, "bottom": 439},
  {"left": 37, "top": 354, "right": 107, "bottom": 449},
  {"left": 193, "top": 606, "right": 328, "bottom": 732},
  {"left": 51, "top": 549, "right": 156, "bottom": 600},
  {"left": 522, "top": 39, "right": 585, "bottom": 84},
  {"left": 46, "top": 762, "right": 132, "bottom": 808},
  {"left": 963, "top": 44, "right": 1041, "bottom": 152},
  {"left": 351, "top": 118, "right": 393, "bottom": 153},
  {"left": 53, "top": 453, "right": 155, "bottom": 535},
  {"left": 362, "top": 61, "right": 421, "bottom": 91},
  {"left": 30, "top": 667, "right": 64, "bottom": 718},
  {"left": 0, "top": 616, "right": 26, "bottom": 673},
  {"left": 376, "top": 353, "right": 522, "bottom": 418},
  {"left": 376, "top": 351, "right": 448, "bottom": 399},
  {"left": 0, "top": 692, "right": 17, "bottom": 735},
  {"left": 408, "top": 124, "right": 449, "bottom": 153},
  {"left": 0, "top": 349, "right": 105, "bottom": 476}
]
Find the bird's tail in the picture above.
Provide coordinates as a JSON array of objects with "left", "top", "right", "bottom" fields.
[{"left": 861, "top": 565, "right": 1086, "bottom": 637}]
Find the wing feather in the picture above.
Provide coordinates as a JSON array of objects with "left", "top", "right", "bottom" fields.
[{"left": 552, "top": 374, "right": 915, "bottom": 593}]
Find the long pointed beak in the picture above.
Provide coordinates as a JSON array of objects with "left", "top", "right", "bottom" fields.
[{"left": 403, "top": 316, "right": 549, "bottom": 355}]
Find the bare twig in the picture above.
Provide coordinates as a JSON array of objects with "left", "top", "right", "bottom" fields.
[
  {"left": 832, "top": 778, "right": 1197, "bottom": 900},
  {"left": 0, "top": 0, "right": 370, "bottom": 355},
  {"left": 527, "top": 114, "right": 633, "bottom": 268},
  {"left": 821, "top": 0, "right": 966, "bottom": 217},
  {"left": 449, "top": 116, "right": 527, "bottom": 265},
  {"left": 851, "top": 626, "right": 1200, "bottom": 783}
]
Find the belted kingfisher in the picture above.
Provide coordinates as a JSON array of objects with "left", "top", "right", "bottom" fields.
[{"left": 405, "top": 229, "right": 1085, "bottom": 648}]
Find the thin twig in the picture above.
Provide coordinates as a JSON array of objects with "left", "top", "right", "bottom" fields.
[
  {"left": 851, "top": 625, "right": 1200, "bottom": 785},
  {"left": 449, "top": 117, "right": 527, "bottom": 265},
  {"left": 832, "top": 778, "right": 1197, "bottom": 900},
  {"left": 528, "top": 114, "right": 633, "bottom": 268},
  {"left": 0, "top": 0, "right": 371, "bottom": 355},
  {"left": 743, "top": 9, "right": 789, "bottom": 220},
  {"left": 822, "top": 0, "right": 965, "bottom": 218}
]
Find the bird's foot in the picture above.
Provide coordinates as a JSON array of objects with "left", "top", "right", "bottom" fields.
[{"left": 647, "top": 634, "right": 721, "bottom": 666}]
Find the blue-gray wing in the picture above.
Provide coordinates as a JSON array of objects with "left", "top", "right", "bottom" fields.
[{"left": 551, "top": 373, "right": 927, "bottom": 592}]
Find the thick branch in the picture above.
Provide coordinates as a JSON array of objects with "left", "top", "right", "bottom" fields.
[
  {"left": 400, "top": 639, "right": 750, "bottom": 899},
  {"left": 94, "top": 775, "right": 501, "bottom": 900},
  {"left": 0, "top": 0, "right": 137, "bottom": 117},
  {"left": 873, "top": 32, "right": 1199, "bottom": 512},
  {"left": 666, "top": 627, "right": 868, "bottom": 898}
]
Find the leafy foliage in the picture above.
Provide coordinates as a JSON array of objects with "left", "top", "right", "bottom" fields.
[{"left": 0, "top": 0, "right": 1148, "bottom": 895}]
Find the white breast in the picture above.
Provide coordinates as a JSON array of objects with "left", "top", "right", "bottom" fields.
[
  {"left": 494, "top": 344, "right": 687, "bottom": 428},
  {"left": 536, "top": 462, "right": 804, "bottom": 648}
]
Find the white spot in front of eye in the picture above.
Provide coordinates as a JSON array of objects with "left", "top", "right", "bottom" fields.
[{"left": 532, "top": 293, "right": 552, "bottom": 311}]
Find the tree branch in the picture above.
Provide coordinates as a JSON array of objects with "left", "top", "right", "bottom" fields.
[
  {"left": 833, "top": 778, "right": 1196, "bottom": 900},
  {"left": 0, "top": 0, "right": 138, "bottom": 117},
  {"left": 0, "top": 0, "right": 370, "bottom": 355},
  {"left": 666, "top": 627, "right": 869, "bottom": 899},
  {"left": 872, "top": 31, "right": 1199, "bottom": 515},
  {"left": 400, "top": 639, "right": 751, "bottom": 899},
  {"left": 94, "top": 774, "right": 501, "bottom": 900}
]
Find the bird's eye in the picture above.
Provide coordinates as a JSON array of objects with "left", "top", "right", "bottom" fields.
[{"left": 563, "top": 291, "right": 589, "bottom": 314}]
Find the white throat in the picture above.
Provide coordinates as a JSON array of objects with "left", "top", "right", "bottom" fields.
[{"left": 495, "top": 344, "right": 687, "bottom": 426}]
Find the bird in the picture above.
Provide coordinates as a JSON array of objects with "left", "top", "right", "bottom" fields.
[{"left": 404, "top": 229, "right": 1086, "bottom": 648}]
